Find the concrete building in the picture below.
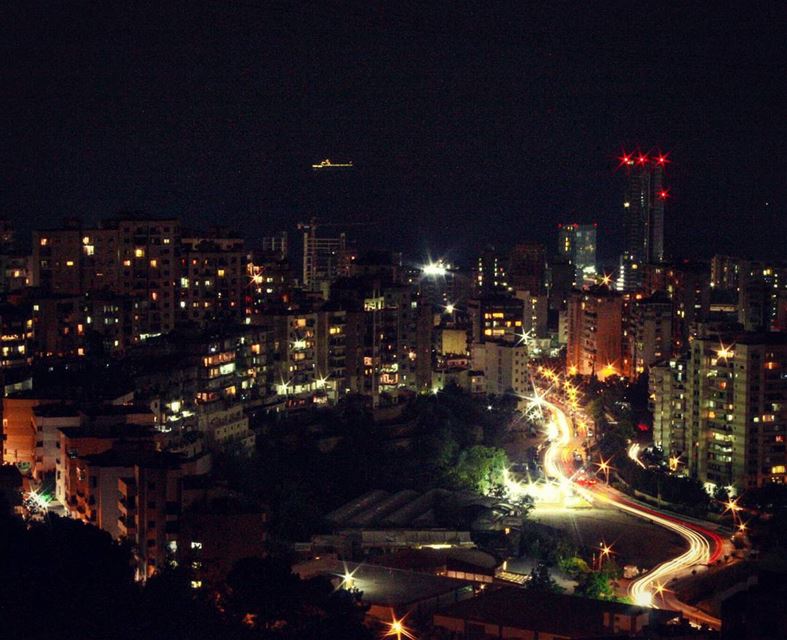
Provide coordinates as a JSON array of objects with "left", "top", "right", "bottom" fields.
[
  {"left": 197, "top": 402, "right": 255, "bottom": 454},
  {"left": 316, "top": 307, "right": 347, "bottom": 401},
  {"left": 557, "top": 223, "right": 597, "bottom": 286},
  {"left": 686, "top": 332, "right": 787, "bottom": 491},
  {"left": 178, "top": 233, "right": 246, "bottom": 325},
  {"left": 472, "top": 341, "right": 528, "bottom": 396},
  {"left": 566, "top": 286, "right": 624, "bottom": 379},
  {"left": 467, "top": 296, "right": 524, "bottom": 345},
  {"left": 617, "top": 152, "right": 667, "bottom": 292},
  {"left": 179, "top": 484, "right": 268, "bottom": 589},
  {"left": 514, "top": 289, "right": 548, "bottom": 339},
  {"left": 629, "top": 291, "right": 673, "bottom": 379},
  {"left": 31, "top": 404, "right": 80, "bottom": 479},
  {"left": 114, "top": 217, "right": 180, "bottom": 336},
  {"left": 649, "top": 355, "right": 688, "bottom": 459},
  {"left": 299, "top": 218, "right": 354, "bottom": 296},
  {"left": 32, "top": 217, "right": 181, "bottom": 335},
  {"left": 508, "top": 242, "right": 545, "bottom": 294},
  {"left": 0, "top": 302, "right": 33, "bottom": 368},
  {"left": 738, "top": 260, "right": 787, "bottom": 332},
  {"left": 118, "top": 453, "right": 183, "bottom": 579},
  {"left": 433, "top": 586, "right": 669, "bottom": 639},
  {"left": 474, "top": 246, "right": 510, "bottom": 296}
]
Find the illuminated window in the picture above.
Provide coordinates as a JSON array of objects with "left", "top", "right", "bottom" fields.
[
  {"left": 134, "top": 248, "right": 145, "bottom": 258},
  {"left": 150, "top": 259, "right": 158, "bottom": 268},
  {"left": 217, "top": 269, "right": 225, "bottom": 277},
  {"left": 65, "top": 260, "right": 75, "bottom": 267},
  {"left": 40, "top": 237, "right": 48, "bottom": 246},
  {"left": 123, "top": 259, "right": 131, "bottom": 267},
  {"left": 772, "top": 465, "right": 786, "bottom": 474}
]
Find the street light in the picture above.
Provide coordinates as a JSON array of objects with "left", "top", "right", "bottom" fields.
[
  {"left": 596, "top": 456, "right": 613, "bottom": 484},
  {"left": 384, "top": 615, "right": 415, "bottom": 639}
]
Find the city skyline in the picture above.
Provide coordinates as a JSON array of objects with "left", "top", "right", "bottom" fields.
[
  {"left": 1, "top": 3, "right": 784, "bottom": 261},
  {"left": 0, "top": 4, "right": 784, "bottom": 639}
]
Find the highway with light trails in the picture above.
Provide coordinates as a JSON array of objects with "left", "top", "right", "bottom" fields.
[{"left": 537, "top": 388, "right": 725, "bottom": 629}]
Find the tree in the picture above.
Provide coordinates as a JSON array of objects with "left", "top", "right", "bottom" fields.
[
  {"left": 223, "top": 556, "right": 302, "bottom": 630},
  {"left": 526, "top": 562, "right": 564, "bottom": 593},
  {"left": 452, "top": 446, "right": 509, "bottom": 494},
  {"left": 222, "top": 556, "right": 372, "bottom": 639},
  {"left": 0, "top": 512, "right": 138, "bottom": 639},
  {"left": 134, "top": 567, "right": 225, "bottom": 639},
  {"left": 575, "top": 570, "right": 616, "bottom": 600}
]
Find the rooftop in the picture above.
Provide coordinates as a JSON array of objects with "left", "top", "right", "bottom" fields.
[
  {"left": 320, "top": 560, "right": 472, "bottom": 607},
  {"left": 434, "top": 586, "right": 663, "bottom": 637}
]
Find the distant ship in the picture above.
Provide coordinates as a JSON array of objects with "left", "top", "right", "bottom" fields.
[{"left": 311, "top": 158, "right": 353, "bottom": 171}]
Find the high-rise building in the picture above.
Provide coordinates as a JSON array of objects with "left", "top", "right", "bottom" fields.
[
  {"left": 566, "top": 285, "right": 624, "bottom": 378},
  {"left": 617, "top": 151, "right": 669, "bottom": 291},
  {"left": 261, "top": 231, "right": 288, "bottom": 258},
  {"left": 113, "top": 217, "right": 181, "bottom": 336},
  {"left": 557, "top": 224, "right": 597, "bottom": 286},
  {"left": 686, "top": 332, "right": 787, "bottom": 491},
  {"left": 649, "top": 354, "right": 688, "bottom": 459},
  {"left": 474, "top": 246, "right": 509, "bottom": 296},
  {"left": 629, "top": 292, "right": 673, "bottom": 379},
  {"left": 508, "top": 243, "right": 545, "bottom": 294},
  {"left": 467, "top": 295, "right": 524, "bottom": 345},
  {"left": 178, "top": 232, "right": 246, "bottom": 326},
  {"left": 738, "top": 260, "right": 787, "bottom": 332},
  {"left": 299, "top": 219, "right": 354, "bottom": 295},
  {"left": 710, "top": 254, "right": 742, "bottom": 291}
]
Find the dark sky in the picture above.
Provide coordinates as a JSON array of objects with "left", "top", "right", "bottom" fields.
[{"left": 2, "top": 1, "right": 784, "bottom": 264}]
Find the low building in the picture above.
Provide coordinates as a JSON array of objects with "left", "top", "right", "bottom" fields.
[
  {"left": 294, "top": 559, "right": 474, "bottom": 623},
  {"left": 432, "top": 586, "right": 675, "bottom": 638}
]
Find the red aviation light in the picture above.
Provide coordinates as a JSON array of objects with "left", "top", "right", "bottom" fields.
[
  {"left": 636, "top": 153, "right": 648, "bottom": 165},
  {"left": 617, "top": 151, "right": 634, "bottom": 170},
  {"left": 658, "top": 189, "right": 670, "bottom": 200},
  {"left": 654, "top": 151, "right": 671, "bottom": 166}
]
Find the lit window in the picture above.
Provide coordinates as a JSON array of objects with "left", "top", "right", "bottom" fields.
[
  {"left": 134, "top": 248, "right": 145, "bottom": 258},
  {"left": 150, "top": 259, "right": 158, "bottom": 268},
  {"left": 65, "top": 260, "right": 75, "bottom": 267},
  {"left": 40, "top": 237, "right": 48, "bottom": 246}
]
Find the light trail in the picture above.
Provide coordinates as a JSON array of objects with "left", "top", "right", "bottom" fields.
[
  {"left": 628, "top": 443, "right": 646, "bottom": 468},
  {"left": 537, "top": 390, "right": 723, "bottom": 618}
]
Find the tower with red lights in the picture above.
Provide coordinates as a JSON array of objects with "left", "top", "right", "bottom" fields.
[{"left": 617, "top": 151, "right": 669, "bottom": 291}]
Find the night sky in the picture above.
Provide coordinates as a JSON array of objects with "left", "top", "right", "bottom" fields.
[{"left": 2, "top": 2, "right": 784, "bottom": 264}]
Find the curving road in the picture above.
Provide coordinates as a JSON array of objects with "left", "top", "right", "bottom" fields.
[{"left": 540, "top": 395, "right": 724, "bottom": 628}]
